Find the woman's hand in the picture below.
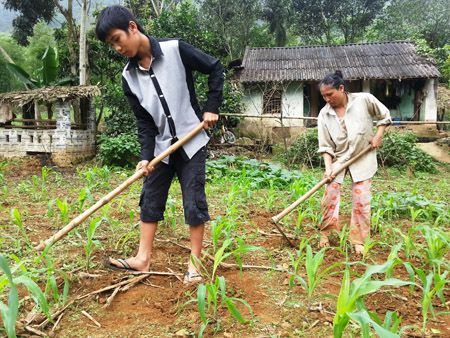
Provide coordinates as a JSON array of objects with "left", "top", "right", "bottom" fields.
[
  {"left": 136, "top": 160, "right": 154, "bottom": 176},
  {"left": 370, "top": 134, "right": 383, "bottom": 149},
  {"left": 323, "top": 168, "right": 335, "bottom": 182}
]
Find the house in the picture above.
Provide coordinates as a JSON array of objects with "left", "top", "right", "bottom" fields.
[
  {"left": 0, "top": 85, "right": 100, "bottom": 165},
  {"left": 236, "top": 41, "right": 441, "bottom": 139}
]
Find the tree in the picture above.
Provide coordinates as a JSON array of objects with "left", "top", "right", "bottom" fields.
[
  {"left": 26, "top": 21, "right": 56, "bottom": 74},
  {"left": 291, "top": 0, "right": 386, "bottom": 44},
  {"left": 199, "top": 0, "right": 262, "bottom": 60},
  {"left": 369, "top": 0, "right": 450, "bottom": 50},
  {"left": 3, "top": 0, "right": 55, "bottom": 45},
  {"left": 0, "top": 34, "right": 27, "bottom": 93},
  {"left": 261, "top": 0, "right": 292, "bottom": 47}
]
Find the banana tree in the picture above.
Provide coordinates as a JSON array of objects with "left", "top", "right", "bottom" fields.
[{"left": 6, "top": 47, "right": 74, "bottom": 119}]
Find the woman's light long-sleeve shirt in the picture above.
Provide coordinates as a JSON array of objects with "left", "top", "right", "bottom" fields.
[{"left": 317, "top": 92, "right": 392, "bottom": 183}]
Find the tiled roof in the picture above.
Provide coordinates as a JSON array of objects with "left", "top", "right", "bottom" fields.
[{"left": 238, "top": 41, "right": 441, "bottom": 83}]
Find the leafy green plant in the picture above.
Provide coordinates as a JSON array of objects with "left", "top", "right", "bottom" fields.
[
  {"left": 9, "top": 209, "right": 29, "bottom": 246},
  {"left": 0, "top": 254, "right": 53, "bottom": 338},
  {"left": 98, "top": 133, "right": 140, "bottom": 167},
  {"left": 412, "top": 267, "right": 450, "bottom": 336},
  {"left": 288, "top": 245, "right": 343, "bottom": 311},
  {"left": 333, "top": 260, "right": 412, "bottom": 338},
  {"left": 183, "top": 276, "right": 253, "bottom": 337},
  {"left": 378, "top": 131, "right": 437, "bottom": 173},
  {"left": 420, "top": 225, "right": 450, "bottom": 274},
  {"left": 56, "top": 198, "right": 69, "bottom": 226},
  {"left": 84, "top": 218, "right": 103, "bottom": 269},
  {"left": 347, "top": 298, "right": 410, "bottom": 337}
]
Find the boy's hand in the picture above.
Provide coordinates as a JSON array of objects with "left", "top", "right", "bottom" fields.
[
  {"left": 203, "top": 112, "right": 218, "bottom": 128},
  {"left": 137, "top": 160, "right": 154, "bottom": 176}
]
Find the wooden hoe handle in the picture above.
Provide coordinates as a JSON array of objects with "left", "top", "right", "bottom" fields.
[
  {"left": 272, "top": 145, "right": 373, "bottom": 224},
  {"left": 34, "top": 122, "right": 206, "bottom": 251}
]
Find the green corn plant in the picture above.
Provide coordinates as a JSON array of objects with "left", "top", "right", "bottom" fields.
[
  {"left": 40, "top": 166, "right": 52, "bottom": 199},
  {"left": 41, "top": 255, "right": 69, "bottom": 306},
  {"left": 182, "top": 276, "right": 254, "bottom": 337},
  {"left": 0, "top": 254, "right": 53, "bottom": 338},
  {"left": 288, "top": 245, "right": 343, "bottom": 312},
  {"left": 165, "top": 199, "right": 178, "bottom": 231},
  {"left": 9, "top": 209, "right": 30, "bottom": 246},
  {"left": 333, "top": 260, "right": 412, "bottom": 338},
  {"left": 394, "top": 227, "right": 419, "bottom": 260},
  {"left": 1, "top": 185, "right": 9, "bottom": 200},
  {"left": 409, "top": 206, "right": 424, "bottom": 225},
  {"left": 84, "top": 218, "right": 103, "bottom": 269},
  {"left": 361, "top": 232, "right": 379, "bottom": 260},
  {"left": 371, "top": 207, "right": 385, "bottom": 233},
  {"left": 56, "top": 198, "right": 69, "bottom": 225},
  {"left": 413, "top": 267, "right": 450, "bottom": 335},
  {"left": 421, "top": 225, "right": 450, "bottom": 274},
  {"left": 347, "top": 298, "right": 411, "bottom": 337},
  {"left": 46, "top": 199, "right": 55, "bottom": 219}
]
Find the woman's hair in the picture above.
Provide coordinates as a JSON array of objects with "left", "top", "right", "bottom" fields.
[
  {"left": 95, "top": 5, "right": 146, "bottom": 42},
  {"left": 319, "top": 70, "right": 345, "bottom": 90}
]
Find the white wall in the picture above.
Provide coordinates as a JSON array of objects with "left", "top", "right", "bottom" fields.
[
  {"left": 421, "top": 78, "right": 438, "bottom": 121},
  {"left": 241, "top": 82, "right": 304, "bottom": 127}
]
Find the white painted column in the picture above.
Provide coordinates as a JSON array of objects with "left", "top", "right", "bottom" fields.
[{"left": 421, "top": 78, "right": 438, "bottom": 121}]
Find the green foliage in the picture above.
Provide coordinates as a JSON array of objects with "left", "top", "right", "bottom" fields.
[
  {"left": 98, "top": 133, "right": 141, "bottom": 168},
  {"left": 378, "top": 131, "right": 437, "bottom": 172},
  {"left": 207, "top": 155, "right": 317, "bottom": 190},
  {"left": 0, "top": 33, "right": 27, "bottom": 93},
  {"left": 26, "top": 22, "right": 56, "bottom": 72},
  {"left": 151, "top": 2, "right": 221, "bottom": 57},
  {"left": 280, "top": 128, "right": 322, "bottom": 168},
  {"left": 333, "top": 260, "right": 412, "bottom": 337}
]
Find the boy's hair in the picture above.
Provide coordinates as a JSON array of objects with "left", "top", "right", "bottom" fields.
[{"left": 95, "top": 5, "right": 146, "bottom": 42}]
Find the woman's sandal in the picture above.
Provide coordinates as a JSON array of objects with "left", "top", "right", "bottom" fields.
[
  {"left": 354, "top": 244, "right": 364, "bottom": 255},
  {"left": 183, "top": 271, "right": 203, "bottom": 285},
  {"left": 319, "top": 234, "right": 330, "bottom": 248}
]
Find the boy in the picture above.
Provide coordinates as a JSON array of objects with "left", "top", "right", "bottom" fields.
[{"left": 96, "top": 5, "right": 224, "bottom": 283}]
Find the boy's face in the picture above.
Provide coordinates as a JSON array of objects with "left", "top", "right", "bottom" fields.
[{"left": 105, "top": 22, "right": 139, "bottom": 58}]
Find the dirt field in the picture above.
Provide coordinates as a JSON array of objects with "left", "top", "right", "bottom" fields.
[{"left": 1, "top": 154, "right": 450, "bottom": 338}]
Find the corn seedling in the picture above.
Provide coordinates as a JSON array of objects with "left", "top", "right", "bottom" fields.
[
  {"left": 84, "top": 218, "right": 104, "bottom": 269},
  {"left": 46, "top": 199, "right": 55, "bottom": 219},
  {"left": 411, "top": 267, "right": 450, "bottom": 335},
  {"left": 420, "top": 225, "right": 450, "bottom": 274},
  {"left": 0, "top": 254, "right": 53, "bottom": 338},
  {"left": 333, "top": 260, "right": 412, "bottom": 338},
  {"left": 56, "top": 198, "right": 69, "bottom": 225},
  {"left": 182, "top": 276, "right": 254, "bottom": 337},
  {"left": 288, "top": 245, "right": 343, "bottom": 312},
  {"left": 347, "top": 298, "right": 411, "bottom": 337},
  {"left": 9, "top": 209, "right": 30, "bottom": 246}
]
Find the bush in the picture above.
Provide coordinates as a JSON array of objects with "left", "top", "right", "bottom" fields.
[
  {"left": 98, "top": 133, "right": 140, "bottom": 168},
  {"left": 280, "top": 128, "right": 323, "bottom": 168},
  {"left": 377, "top": 131, "right": 437, "bottom": 173},
  {"left": 280, "top": 129, "right": 437, "bottom": 173}
]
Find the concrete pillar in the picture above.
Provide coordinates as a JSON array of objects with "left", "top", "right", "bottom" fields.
[
  {"left": 362, "top": 80, "right": 371, "bottom": 93},
  {"left": 55, "top": 101, "right": 71, "bottom": 149},
  {"left": 421, "top": 78, "right": 438, "bottom": 121}
]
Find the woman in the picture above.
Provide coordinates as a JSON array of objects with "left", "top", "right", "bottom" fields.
[{"left": 317, "top": 70, "right": 391, "bottom": 254}]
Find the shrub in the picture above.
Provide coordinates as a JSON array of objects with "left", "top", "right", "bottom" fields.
[
  {"left": 98, "top": 133, "right": 140, "bottom": 168},
  {"left": 279, "top": 129, "right": 437, "bottom": 173},
  {"left": 378, "top": 131, "right": 437, "bottom": 173},
  {"left": 279, "top": 128, "right": 322, "bottom": 168}
]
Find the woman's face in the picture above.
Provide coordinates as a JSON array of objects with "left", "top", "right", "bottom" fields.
[{"left": 320, "top": 84, "right": 345, "bottom": 107}]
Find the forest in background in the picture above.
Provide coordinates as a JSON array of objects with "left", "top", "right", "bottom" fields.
[{"left": 0, "top": 0, "right": 449, "bottom": 166}]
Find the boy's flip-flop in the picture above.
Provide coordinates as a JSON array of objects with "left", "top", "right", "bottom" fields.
[
  {"left": 183, "top": 271, "right": 203, "bottom": 284},
  {"left": 102, "top": 258, "right": 138, "bottom": 272}
]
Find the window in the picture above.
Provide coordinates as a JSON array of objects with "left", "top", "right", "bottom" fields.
[{"left": 263, "top": 90, "right": 282, "bottom": 115}]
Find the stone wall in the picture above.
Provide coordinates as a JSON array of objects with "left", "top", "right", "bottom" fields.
[{"left": 0, "top": 100, "right": 96, "bottom": 166}]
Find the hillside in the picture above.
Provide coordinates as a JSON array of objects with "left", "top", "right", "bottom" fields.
[{"left": 0, "top": 0, "right": 121, "bottom": 34}]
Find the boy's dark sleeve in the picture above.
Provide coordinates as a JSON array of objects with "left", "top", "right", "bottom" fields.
[
  {"left": 178, "top": 40, "right": 224, "bottom": 114},
  {"left": 122, "top": 76, "right": 158, "bottom": 161}
]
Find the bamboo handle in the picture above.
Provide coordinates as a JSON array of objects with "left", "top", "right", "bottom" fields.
[
  {"left": 272, "top": 145, "right": 373, "bottom": 224},
  {"left": 34, "top": 122, "right": 206, "bottom": 251}
]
